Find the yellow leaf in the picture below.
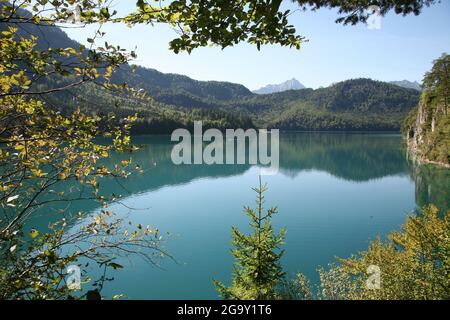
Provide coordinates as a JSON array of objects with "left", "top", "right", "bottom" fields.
[{"left": 30, "top": 229, "right": 39, "bottom": 239}]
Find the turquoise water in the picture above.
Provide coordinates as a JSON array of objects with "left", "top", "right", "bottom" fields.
[{"left": 27, "top": 132, "right": 450, "bottom": 299}]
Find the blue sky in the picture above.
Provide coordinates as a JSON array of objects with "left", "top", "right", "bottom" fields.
[{"left": 65, "top": 1, "right": 450, "bottom": 90}]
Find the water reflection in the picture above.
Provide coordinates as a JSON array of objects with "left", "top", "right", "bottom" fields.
[
  {"left": 26, "top": 133, "right": 449, "bottom": 232},
  {"left": 20, "top": 132, "right": 449, "bottom": 299},
  {"left": 110, "top": 133, "right": 413, "bottom": 195},
  {"left": 409, "top": 162, "right": 449, "bottom": 212},
  {"left": 278, "top": 133, "right": 410, "bottom": 181}
]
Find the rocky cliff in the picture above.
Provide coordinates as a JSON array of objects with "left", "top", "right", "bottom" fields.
[{"left": 404, "top": 55, "right": 449, "bottom": 167}]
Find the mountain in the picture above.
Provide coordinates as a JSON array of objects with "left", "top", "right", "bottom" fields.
[
  {"left": 114, "top": 66, "right": 253, "bottom": 102},
  {"left": 253, "top": 78, "right": 306, "bottom": 94},
  {"left": 231, "top": 78, "right": 421, "bottom": 131},
  {"left": 1, "top": 14, "right": 253, "bottom": 105},
  {"left": 1, "top": 16, "right": 256, "bottom": 132},
  {"left": 3, "top": 16, "right": 421, "bottom": 133},
  {"left": 389, "top": 80, "right": 422, "bottom": 91}
]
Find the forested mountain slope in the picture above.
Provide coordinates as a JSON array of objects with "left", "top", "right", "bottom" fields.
[
  {"left": 227, "top": 79, "right": 420, "bottom": 130},
  {"left": 2, "top": 16, "right": 420, "bottom": 132}
]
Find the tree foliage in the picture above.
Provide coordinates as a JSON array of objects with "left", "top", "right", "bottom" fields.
[
  {"left": 214, "top": 178, "right": 286, "bottom": 300},
  {"left": 293, "top": 0, "right": 438, "bottom": 25},
  {"left": 215, "top": 177, "right": 448, "bottom": 300},
  {"left": 127, "top": 0, "right": 304, "bottom": 53},
  {"left": 0, "top": 16, "right": 161, "bottom": 299},
  {"left": 2, "top": 3, "right": 423, "bottom": 136},
  {"left": 0, "top": 211, "right": 164, "bottom": 300},
  {"left": 0, "top": 0, "right": 310, "bottom": 299},
  {"left": 318, "top": 205, "right": 449, "bottom": 300},
  {"left": 0, "top": 0, "right": 442, "bottom": 299}
]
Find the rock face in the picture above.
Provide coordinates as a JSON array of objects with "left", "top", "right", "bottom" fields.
[{"left": 404, "top": 95, "right": 449, "bottom": 167}]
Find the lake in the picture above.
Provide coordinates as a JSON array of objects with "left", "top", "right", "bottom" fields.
[{"left": 27, "top": 132, "right": 449, "bottom": 299}]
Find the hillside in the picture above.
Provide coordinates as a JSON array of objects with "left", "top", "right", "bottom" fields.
[
  {"left": 403, "top": 54, "right": 450, "bottom": 167},
  {"left": 3, "top": 18, "right": 421, "bottom": 132},
  {"left": 228, "top": 79, "right": 420, "bottom": 130},
  {"left": 3, "top": 16, "right": 252, "bottom": 105}
]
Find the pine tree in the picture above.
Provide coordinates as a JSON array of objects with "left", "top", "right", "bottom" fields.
[{"left": 214, "top": 177, "right": 286, "bottom": 300}]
